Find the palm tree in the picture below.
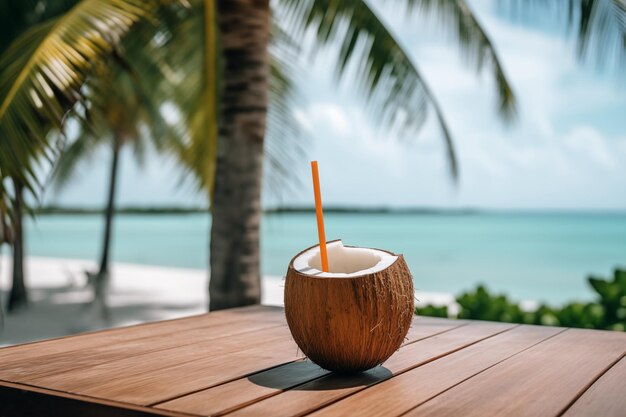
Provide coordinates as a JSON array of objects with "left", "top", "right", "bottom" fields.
[
  {"left": 0, "top": 0, "right": 175, "bottom": 310},
  {"left": 52, "top": 61, "right": 168, "bottom": 316},
  {"left": 0, "top": 0, "right": 82, "bottom": 311},
  {"left": 0, "top": 0, "right": 169, "bottom": 209}
]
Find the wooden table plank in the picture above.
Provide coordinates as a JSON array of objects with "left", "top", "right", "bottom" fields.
[
  {"left": 0, "top": 320, "right": 284, "bottom": 382},
  {"left": 221, "top": 321, "right": 516, "bottom": 417},
  {"left": 154, "top": 318, "right": 464, "bottom": 416},
  {"left": 0, "top": 305, "right": 280, "bottom": 368},
  {"left": 305, "top": 325, "right": 563, "bottom": 417},
  {"left": 158, "top": 360, "right": 325, "bottom": 417},
  {"left": 561, "top": 356, "right": 626, "bottom": 417},
  {"left": 402, "top": 329, "right": 626, "bottom": 417},
  {"left": 20, "top": 325, "right": 296, "bottom": 402},
  {"left": 403, "top": 317, "right": 467, "bottom": 343}
]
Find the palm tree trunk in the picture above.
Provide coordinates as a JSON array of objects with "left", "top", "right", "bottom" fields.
[
  {"left": 0, "top": 239, "right": 5, "bottom": 324},
  {"left": 8, "top": 178, "right": 26, "bottom": 311},
  {"left": 0, "top": 250, "right": 4, "bottom": 329},
  {"left": 0, "top": 252, "right": 4, "bottom": 327},
  {"left": 99, "top": 137, "right": 121, "bottom": 276},
  {"left": 0, "top": 210, "right": 9, "bottom": 320},
  {"left": 86, "top": 137, "right": 121, "bottom": 321},
  {"left": 209, "top": 0, "right": 270, "bottom": 311}
]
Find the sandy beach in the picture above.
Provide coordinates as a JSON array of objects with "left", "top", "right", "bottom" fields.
[{"left": 0, "top": 256, "right": 455, "bottom": 346}]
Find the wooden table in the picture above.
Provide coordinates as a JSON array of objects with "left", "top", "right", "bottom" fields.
[{"left": 1, "top": 305, "right": 625, "bottom": 417}]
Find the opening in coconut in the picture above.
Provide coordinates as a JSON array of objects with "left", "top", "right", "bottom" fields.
[{"left": 293, "top": 240, "right": 398, "bottom": 277}]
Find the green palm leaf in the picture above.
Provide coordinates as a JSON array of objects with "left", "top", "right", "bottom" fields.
[
  {"left": 501, "top": 0, "right": 626, "bottom": 69},
  {"left": 0, "top": 0, "right": 161, "bottom": 208},
  {"left": 162, "top": 0, "right": 218, "bottom": 199},
  {"left": 179, "top": 0, "right": 219, "bottom": 199},
  {"left": 0, "top": 0, "right": 80, "bottom": 56},
  {"left": 52, "top": 58, "right": 171, "bottom": 189},
  {"left": 277, "top": 0, "right": 518, "bottom": 180},
  {"left": 569, "top": 0, "right": 626, "bottom": 67},
  {"left": 265, "top": 26, "right": 307, "bottom": 198},
  {"left": 403, "top": 0, "right": 516, "bottom": 118}
]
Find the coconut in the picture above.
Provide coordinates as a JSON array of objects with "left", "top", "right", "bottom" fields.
[{"left": 284, "top": 240, "right": 414, "bottom": 373}]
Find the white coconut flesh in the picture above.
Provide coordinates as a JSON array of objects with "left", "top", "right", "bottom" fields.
[{"left": 293, "top": 240, "right": 398, "bottom": 278}]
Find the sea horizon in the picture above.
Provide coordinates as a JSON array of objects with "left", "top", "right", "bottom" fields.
[
  {"left": 34, "top": 205, "right": 626, "bottom": 216},
  {"left": 10, "top": 211, "right": 626, "bottom": 306}
]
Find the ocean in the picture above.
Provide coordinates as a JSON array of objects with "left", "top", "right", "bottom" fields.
[{"left": 16, "top": 212, "right": 626, "bottom": 304}]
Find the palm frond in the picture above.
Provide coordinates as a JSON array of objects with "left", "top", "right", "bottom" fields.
[
  {"left": 52, "top": 120, "right": 103, "bottom": 189},
  {"left": 277, "top": 0, "right": 522, "bottom": 180},
  {"left": 53, "top": 54, "right": 175, "bottom": 190},
  {"left": 500, "top": 0, "right": 626, "bottom": 70},
  {"left": 264, "top": 22, "right": 307, "bottom": 200},
  {"left": 158, "top": 0, "right": 218, "bottom": 201},
  {"left": 615, "top": 0, "right": 626, "bottom": 32},
  {"left": 193, "top": 0, "right": 218, "bottom": 199},
  {"left": 403, "top": 0, "right": 517, "bottom": 119},
  {"left": 0, "top": 0, "right": 80, "bottom": 56},
  {"left": 0, "top": 0, "right": 162, "bottom": 209},
  {"left": 574, "top": 0, "right": 626, "bottom": 67}
]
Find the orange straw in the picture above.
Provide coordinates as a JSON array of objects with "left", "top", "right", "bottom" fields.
[{"left": 311, "top": 161, "right": 329, "bottom": 272}]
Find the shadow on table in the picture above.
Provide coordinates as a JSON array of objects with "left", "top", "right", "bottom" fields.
[{"left": 248, "top": 360, "right": 392, "bottom": 391}]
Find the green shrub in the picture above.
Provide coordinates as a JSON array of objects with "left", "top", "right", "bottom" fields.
[
  {"left": 415, "top": 304, "right": 448, "bottom": 318},
  {"left": 456, "top": 285, "right": 526, "bottom": 323},
  {"left": 588, "top": 269, "right": 626, "bottom": 330},
  {"left": 415, "top": 268, "right": 626, "bottom": 331}
]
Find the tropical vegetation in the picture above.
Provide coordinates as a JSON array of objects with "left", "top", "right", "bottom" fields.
[
  {"left": 416, "top": 268, "right": 626, "bottom": 331},
  {"left": 0, "top": 0, "right": 176, "bottom": 311}
]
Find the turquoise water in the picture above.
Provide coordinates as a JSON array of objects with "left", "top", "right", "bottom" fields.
[{"left": 17, "top": 212, "right": 626, "bottom": 304}]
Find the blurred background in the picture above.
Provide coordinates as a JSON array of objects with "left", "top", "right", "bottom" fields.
[{"left": 1, "top": 0, "right": 625, "bottom": 345}]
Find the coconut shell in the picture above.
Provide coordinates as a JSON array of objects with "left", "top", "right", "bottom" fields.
[{"left": 284, "top": 243, "right": 414, "bottom": 373}]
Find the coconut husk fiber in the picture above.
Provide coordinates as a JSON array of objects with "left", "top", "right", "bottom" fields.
[{"left": 285, "top": 243, "right": 414, "bottom": 373}]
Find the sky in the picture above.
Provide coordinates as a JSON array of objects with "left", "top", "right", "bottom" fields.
[{"left": 48, "top": 0, "right": 626, "bottom": 210}]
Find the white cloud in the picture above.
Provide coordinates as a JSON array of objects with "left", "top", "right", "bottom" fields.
[
  {"left": 306, "top": 103, "right": 351, "bottom": 138},
  {"left": 563, "top": 126, "right": 618, "bottom": 169}
]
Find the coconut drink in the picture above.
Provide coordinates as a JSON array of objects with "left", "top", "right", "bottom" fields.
[
  {"left": 285, "top": 240, "right": 414, "bottom": 373},
  {"left": 284, "top": 161, "right": 414, "bottom": 373}
]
